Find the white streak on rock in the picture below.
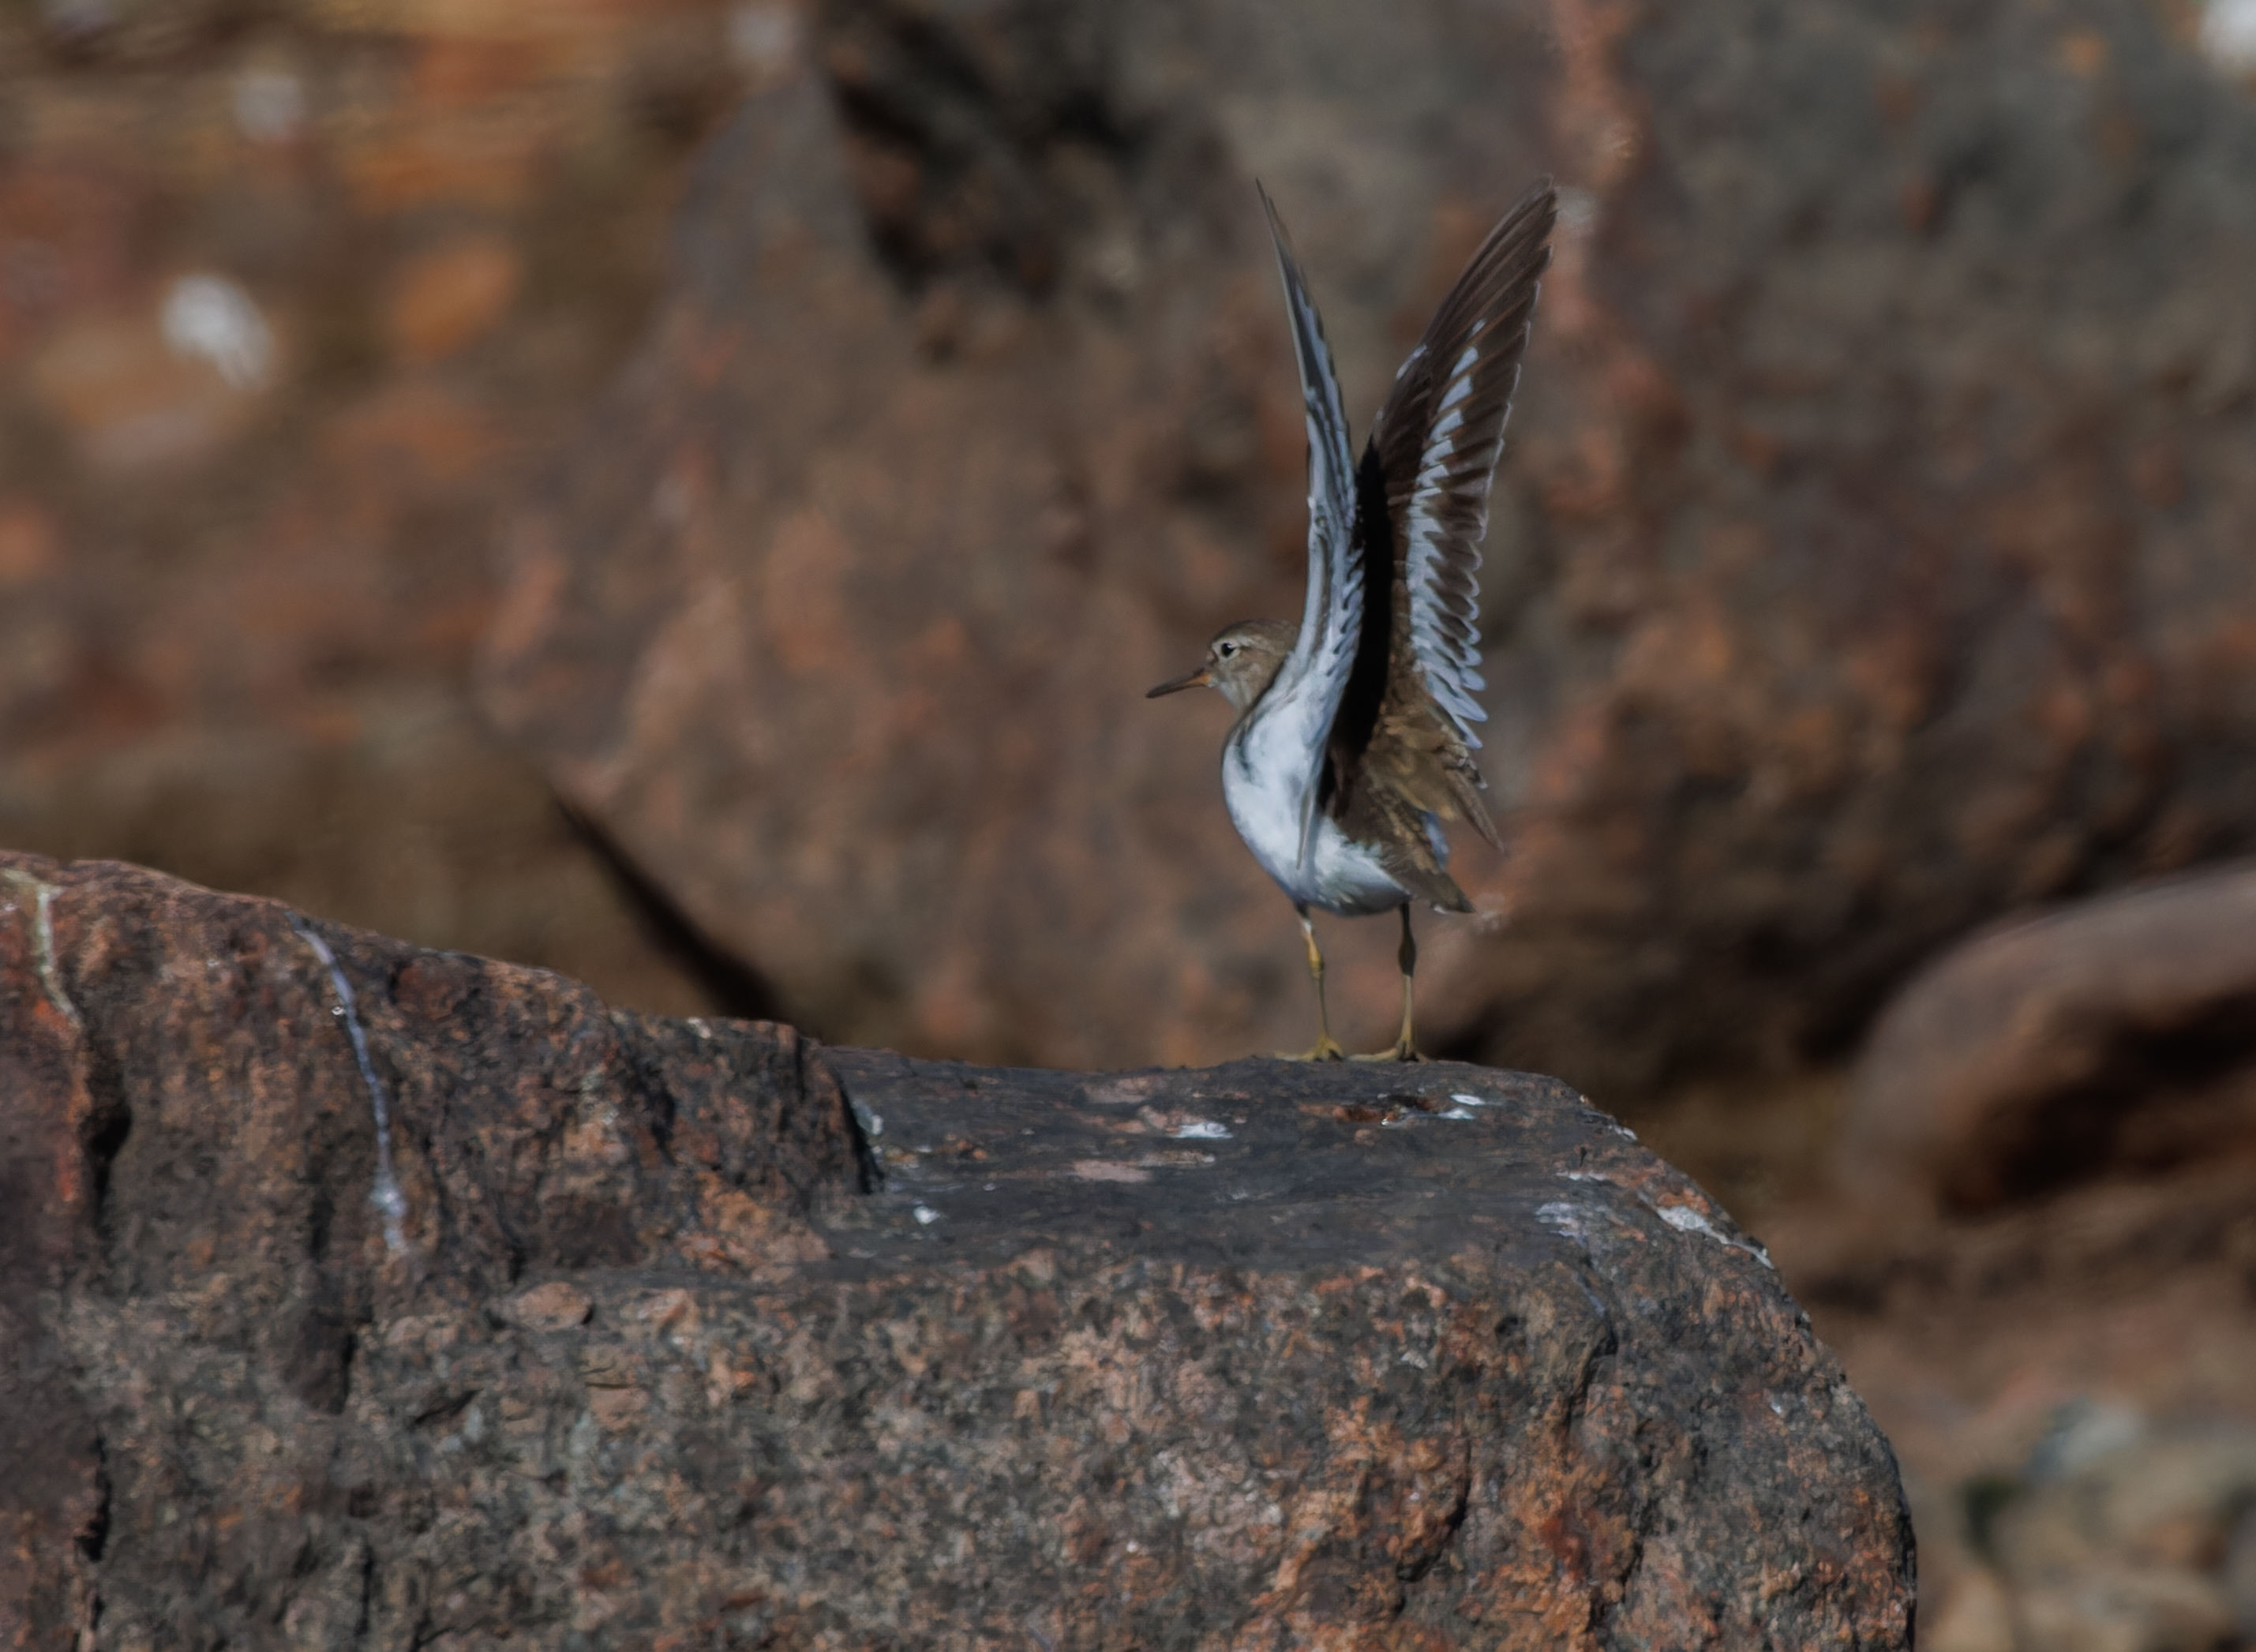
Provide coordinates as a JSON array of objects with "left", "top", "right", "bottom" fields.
[
  {"left": 729, "top": 2, "right": 800, "bottom": 77},
  {"left": 293, "top": 917, "right": 408, "bottom": 1256},
  {"left": 1536, "top": 1200, "right": 1591, "bottom": 1240},
  {"left": 2202, "top": 0, "right": 2256, "bottom": 69},
  {"left": 32, "top": 882, "right": 81, "bottom": 1031},
  {"left": 231, "top": 67, "right": 305, "bottom": 144},
  {"left": 1656, "top": 1203, "right": 1772, "bottom": 1269},
  {"left": 1173, "top": 1119, "right": 1231, "bottom": 1141},
  {"left": 3, "top": 871, "right": 82, "bottom": 1030},
  {"left": 162, "top": 275, "right": 274, "bottom": 389}
]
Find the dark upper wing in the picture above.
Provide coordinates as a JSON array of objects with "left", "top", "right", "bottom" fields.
[
  {"left": 1249, "top": 183, "right": 1362, "bottom": 864},
  {"left": 1367, "top": 179, "right": 1557, "bottom": 747}
]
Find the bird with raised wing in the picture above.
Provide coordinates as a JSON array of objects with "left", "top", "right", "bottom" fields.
[{"left": 1148, "top": 180, "right": 1557, "bottom": 1060}]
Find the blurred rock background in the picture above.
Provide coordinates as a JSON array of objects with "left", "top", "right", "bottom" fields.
[
  {"left": 8, "top": 0, "right": 2256, "bottom": 1643},
  {"left": 0, "top": 0, "right": 768, "bottom": 1016}
]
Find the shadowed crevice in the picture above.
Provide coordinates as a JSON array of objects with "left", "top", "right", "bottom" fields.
[{"left": 559, "top": 798, "right": 789, "bottom": 1025}]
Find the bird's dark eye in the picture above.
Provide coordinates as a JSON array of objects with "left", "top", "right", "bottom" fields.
[{"left": 1218, "top": 642, "right": 1238, "bottom": 657}]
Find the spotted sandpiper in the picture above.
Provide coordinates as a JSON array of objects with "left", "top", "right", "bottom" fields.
[{"left": 1148, "top": 179, "right": 1557, "bottom": 1061}]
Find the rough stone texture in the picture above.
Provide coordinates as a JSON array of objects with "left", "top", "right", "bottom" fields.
[
  {"left": 482, "top": 0, "right": 2256, "bottom": 1091},
  {"left": 0, "top": 850, "right": 1913, "bottom": 1647},
  {"left": 1837, "top": 861, "right": 2256, "bottom": 1212}
]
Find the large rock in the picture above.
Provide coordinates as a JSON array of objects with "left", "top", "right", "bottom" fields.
[
  {"left": 1838, "top": 862, "right": 2256, "bottom": 1213},
  {"left": 482, "top": 0, "right": 2256, "bottom": 1090},
  {"left": 0, "top": 849, "right": 1913, "bottom": 1646}
]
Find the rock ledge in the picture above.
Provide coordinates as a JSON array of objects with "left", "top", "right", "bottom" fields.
[{"left": 0, "top": 850, "right": 1911, "bottom": 1648}]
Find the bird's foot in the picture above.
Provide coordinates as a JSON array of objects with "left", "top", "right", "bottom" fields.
[
  {"left": 1351, "top": 1041, "right": 1422, "bottom": 1063},
  {"left": 1275, "top": 1036, "right": 1347, "bottom": 1062}
]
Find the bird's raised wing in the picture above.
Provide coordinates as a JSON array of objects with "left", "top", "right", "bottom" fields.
[
  {"left": 1250, "top": 184, "right": 1363, "bottom": 862},
  {"left": 1368, "top": 180, "right": 1557, "bottom": 748}
]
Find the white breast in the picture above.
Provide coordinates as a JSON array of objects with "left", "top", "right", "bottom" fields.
[{"left": 1220, "top": 734, "right": 1408, "bottom": 917}]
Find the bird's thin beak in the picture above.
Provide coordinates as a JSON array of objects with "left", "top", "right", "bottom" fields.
[{"left": 1145, "top": 665, "right": 1210, "bottom": 699}]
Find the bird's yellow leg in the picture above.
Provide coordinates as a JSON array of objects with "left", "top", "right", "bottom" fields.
[
  {"left": 1277, "top": 905, "right": 1346, "bottom": 1061},
  {"left": 1353, "top": 904, "right": 1420, "bottom": 1062}
]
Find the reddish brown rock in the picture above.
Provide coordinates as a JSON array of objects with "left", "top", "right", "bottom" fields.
[
  {"left": 1837, "top": 862, "right": 2256, "bottom": 1215},
  {"left": 0, "top": 867, "right": 104, "bottom": 1652},
  {"left": 383, "top": 235, "right": 524, "bottom": 365},
  {"left": 482, "top": 0, "right": 2256, "bottom": 1092},
  {"left": 0, "top": 0, "right": 760, "bottom": 1027},
  {"left": 0, "top": 849, "right": 1913, "bottom": 1646}
]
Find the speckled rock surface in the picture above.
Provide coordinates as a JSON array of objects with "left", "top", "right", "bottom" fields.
[{"left": 0, "top": 850, "right": 1913, "bottom": 1648}]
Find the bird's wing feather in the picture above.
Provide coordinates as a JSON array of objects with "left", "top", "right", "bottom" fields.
[
  {"left": 1369, "top": 179, "right": 1557, "bottom": 748},
  {"left": 1254, "top": 184, "right": 1362, "bottom": 865}
]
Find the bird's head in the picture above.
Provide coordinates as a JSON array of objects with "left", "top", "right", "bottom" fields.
[{"left": 1145, "top": 619, "right": 1297, "bottom": 715}]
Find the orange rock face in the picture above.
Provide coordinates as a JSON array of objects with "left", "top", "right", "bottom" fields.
[{"left": 384, "top": 236, "right": 524, "bottom": 364}]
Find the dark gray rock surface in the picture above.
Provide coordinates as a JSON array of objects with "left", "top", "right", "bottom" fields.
[{"left": 1, "top": 849, "right": 1913, "bottom": 1648}]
